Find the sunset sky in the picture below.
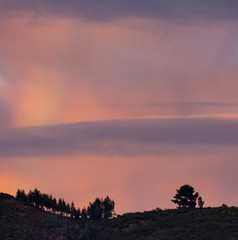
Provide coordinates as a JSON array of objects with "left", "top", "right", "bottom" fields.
[{"left": 0, "top": 0, "right": 238, "bottom": 213}]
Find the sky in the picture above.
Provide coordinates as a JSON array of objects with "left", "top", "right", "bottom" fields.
[{"left": 0, "top": 0, "right": 238, "bottom": 213}]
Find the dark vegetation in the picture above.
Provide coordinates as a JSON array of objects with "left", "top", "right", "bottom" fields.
[
  {"left": 100, "top": 206, "right": 238, "bottom": 240},
  {"left": 0, "top": 185, "right": 238, "bottom": 240},
  {"left": 171, "top": 184, "right": 201, "bottom": 209},
  {"left": 15, "top": 188, "right": 115, "bottom": 222}
]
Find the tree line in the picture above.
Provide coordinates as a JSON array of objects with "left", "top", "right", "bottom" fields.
[
  {"left": 16, "top": 184, "right": 204, "bottom": 222},
  {"left": 16, "top": 188, "right": 115, "bottom": 222}
]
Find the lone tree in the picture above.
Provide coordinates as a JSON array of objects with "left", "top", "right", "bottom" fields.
[{"left": 172, "top": 184, "right": 199, "bottom": 208}]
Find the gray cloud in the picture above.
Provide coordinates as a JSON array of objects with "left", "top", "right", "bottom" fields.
[
  {"left": 0, "top": 116, "right": 238, "bottom": 158},
  {"left": 0, "top": 0, "right": 238, "bottom": 21}
]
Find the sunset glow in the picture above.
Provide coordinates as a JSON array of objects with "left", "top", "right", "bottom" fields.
[{"left": 0, "top": 0, "right": 238, "bottom": 213}]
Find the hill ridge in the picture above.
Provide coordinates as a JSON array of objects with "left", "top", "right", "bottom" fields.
[{"left": 0, "top": 193, "right": 238, "bottom": 240}]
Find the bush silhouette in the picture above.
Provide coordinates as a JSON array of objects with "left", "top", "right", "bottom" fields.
[{"left": 198, "top": 196, "right": 205, "bottom": 208}]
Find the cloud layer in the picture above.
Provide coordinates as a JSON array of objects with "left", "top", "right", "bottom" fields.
[
  {"left": 1, "top": 0, "right": 238, "bottom": 20},
  {"left": 1, "top": 116, "right": 238, "bottom": 158}
]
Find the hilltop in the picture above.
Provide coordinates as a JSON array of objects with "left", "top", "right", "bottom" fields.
[{"left": 0, "top": 193, "right": 238, "bottom": 240}]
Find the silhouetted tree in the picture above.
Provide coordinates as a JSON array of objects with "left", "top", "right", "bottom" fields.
[
  {"left": 27, "top": 188, "right": 41, "bottom": 207},
  {"left": 27, "top": 190, "right": 34, "bottom": 204},
  {"left": 52, "top": 197, "right": 58, "bottom": 213},
  {"left": 198, "top": 196, "right": 204, "bottom": 209},
  {"left": 66, "top": 203, "right": 70, "bottom": 215},
  {"left": 81, "top": 207, "right": 88, "bottom": 221},
  {"left": 58, "top": 198, "right": 65, "bottom": 214},
  {"left": 62, "top": 199, "right": 67, "bottom": 214},
  {"left": 46, "top": 194, "right": 53, "bottom": 210},
  {"left": 70, "top": 202, "right": 76, "bottom": 218},
  {"left": 16, "top": 189, "right": 27, "bottom": 202},
  {"left": 102, "top": 196, "right": 115, "bottom": 220},
  {"left": 41, "top": 193, "right": 49, "bottom": 209},
  {"left": 74, "top": 208, "right": 81, "bottom": 219},
  {"left": 87, "top": 198, "right": 103, "bottom": 222},
  {"left": 171, "top": 184, "right": 199, "bottom": 208}
]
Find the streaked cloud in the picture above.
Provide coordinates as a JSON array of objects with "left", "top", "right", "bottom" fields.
[{"left": 0, "top": 115, "right": 238, "bottom": 158}]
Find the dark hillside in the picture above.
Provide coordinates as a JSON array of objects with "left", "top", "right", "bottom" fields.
[
  {"left": 0, "top": 193, "right": 79, "bottom": 240},
  {"left": 97, "top": 207, "right": 238, "bottom": 240},
  {"left": 1, "top": 193, "right": 238, "bottom": 240}
]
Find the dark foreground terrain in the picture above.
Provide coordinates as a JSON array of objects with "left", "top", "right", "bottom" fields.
[{"left": 0, "top": 193, "right": 238, "bottom": 240}]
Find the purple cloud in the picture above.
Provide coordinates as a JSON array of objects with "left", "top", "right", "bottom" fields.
[
  {"left": 0, "top": 0, "right": 238, "bottom": 21},
  {"left": 0, "top": 116, "right": 238, "bottom": 158}
]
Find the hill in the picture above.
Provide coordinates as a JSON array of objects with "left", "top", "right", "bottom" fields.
[
  {"left": 0, "top": 193, "right": 79, "bottom": 240},
  {"left": 0, "top": 193, "right": 238, "bottom": 240},
  {"left": 99, "top": 207, "right": 238, "bottom": 240}
]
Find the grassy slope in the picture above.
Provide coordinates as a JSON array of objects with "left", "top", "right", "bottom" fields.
[{"left": 1, "top": 194, "right": 238, "bottom": 240}]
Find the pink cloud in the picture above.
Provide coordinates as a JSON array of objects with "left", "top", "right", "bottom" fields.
[{"left": 0, "top": 16, "right": 238, "bottom": 127}]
